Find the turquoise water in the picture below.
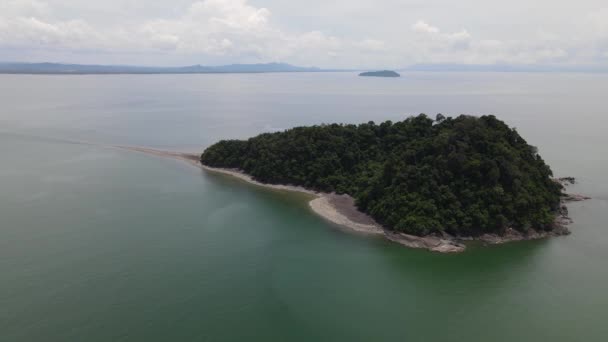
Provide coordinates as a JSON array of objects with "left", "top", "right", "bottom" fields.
[{"left": 0, "top": 73, "right": 607, "bottom": 341}]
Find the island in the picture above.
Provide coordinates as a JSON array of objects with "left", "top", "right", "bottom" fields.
[
  {"left": 359, "top": 70, "right": 400, "bottom": 77},
  {"left": 196, "top": 114, "right": 590, "bottom": 252}
]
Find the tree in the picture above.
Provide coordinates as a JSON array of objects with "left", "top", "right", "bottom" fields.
[{"left": 201, "top": 114, "right": 562, "bottom": 237}]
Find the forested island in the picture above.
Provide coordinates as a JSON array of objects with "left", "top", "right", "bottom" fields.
[
  {"left": 201, "top": 114, "right": 570, "bottom": 243},
  {"left": 359, "top": 70, "right": 400, "bottom": 77},
  {"left": 359, "top": 70, "right": 401, "bottom": 77}
]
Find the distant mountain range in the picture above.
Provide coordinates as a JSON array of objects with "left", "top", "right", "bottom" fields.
[
  {"left": 403, "top": 63, "right": 608, "bottom": 73},
  {"left": 0, "top": 62, "right": 328, "bottom": 74},
  {"left": 1, "top": 62, "right": 606, "bottom": 74}
]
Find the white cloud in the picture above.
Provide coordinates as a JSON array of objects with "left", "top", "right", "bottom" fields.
[
  {"left": 412, "top": 20, "right": 440, "bottom": 34},
  {"left": 136, "top": 0, "right": 284, "bottom": 56},
  {"left": 0, "top": 16, "right": 105, "bottom": 50},
  {"left": 408, "top": 20, "right": 572, "bottom": 65},
  {"left": 0, "top": 0, "right": 110, "bottom": 51},
  {"left": 587, "top": 8, "right": 608, "bottom": 36},
  {"left": 1, "top": 0, "right": 608, "bottom": 68},
  {"left": 354, "top": 39, "right": 386, "bottom": 51},
  {"left": 0, "top": 0, "right": 51, "bottom": 17},
  {"left": 133, "top": 0, "right": 389, "bottom": 65},
  {"left": 0, "top": 0, "right": 383, "bottom": 65}
]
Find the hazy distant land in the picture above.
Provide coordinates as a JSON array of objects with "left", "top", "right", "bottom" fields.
[
  {"left": 3, "top": 62, "right": 608, "bottom": 75},
  {"left": 0, "top": 62, "right": 329, "bottom": 74},
  {"left": 359, "top": 70, "right": 401, "bottom": 77}
]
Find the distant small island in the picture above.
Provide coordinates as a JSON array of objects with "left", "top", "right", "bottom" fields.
[
  {"left": 359, "top": 70, "right": 400, "bottom": 77},
  {"left": 199, "top": 114, "right": 587, "bottom": 252}
]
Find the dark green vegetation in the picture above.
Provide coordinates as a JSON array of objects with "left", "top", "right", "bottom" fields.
[
  {"left": 359, "top": 70, "right": 401, "bottom": 77},
  {"left": 201, "top": 114, "right": 563, "bottom": 237}
]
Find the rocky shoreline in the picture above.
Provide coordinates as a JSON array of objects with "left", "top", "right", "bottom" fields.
[
  {"left": 117, "top": 145, "right": 589, "bottom": 253},
  {"left": 455, "top": 178, "right": 590, "bottom": 246}
]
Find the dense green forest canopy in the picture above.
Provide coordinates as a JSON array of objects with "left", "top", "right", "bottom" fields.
[{"left": 201, "top": 114, "right": 563, "bottom": 236}]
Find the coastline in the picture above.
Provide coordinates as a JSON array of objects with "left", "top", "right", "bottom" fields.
[
  {"left": 116, "top": 146, "right": 388, "bottom": 234},
  {"left": 116, "top": 145, "right": 585, "bottom": 253}
]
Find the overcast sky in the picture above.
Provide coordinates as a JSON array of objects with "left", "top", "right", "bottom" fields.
[{"left": 1, "top": 0, "right": 607, "bottom": 68}]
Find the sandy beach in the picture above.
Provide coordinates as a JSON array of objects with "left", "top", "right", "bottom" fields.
[
  {"left": 116, "top": 145, "right": 587, "bottom": 253},
  {"left": 116, "top": 145, "right": 469, "bottom": 253}
]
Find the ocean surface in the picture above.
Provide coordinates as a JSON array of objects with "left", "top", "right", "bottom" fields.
[{"left": 0, "top": 72, "right": 606, "bottom": 341}]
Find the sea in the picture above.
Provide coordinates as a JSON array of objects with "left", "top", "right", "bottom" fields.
[{"left": 1, "top": 72, "right": 607, "bottom": 341}]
